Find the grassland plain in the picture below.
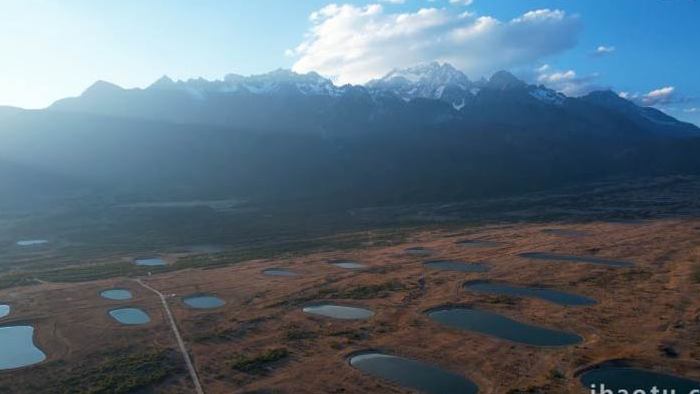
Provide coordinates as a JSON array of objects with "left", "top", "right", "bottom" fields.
[{"left": 1, "top": 219, "right": 699, "bottom": 393}]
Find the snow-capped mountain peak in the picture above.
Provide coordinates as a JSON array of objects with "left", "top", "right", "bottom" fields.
[
  {"left": 367, "top": 62, "right": 473, "bottom": 105},
  {"left": 146, "top": 69, "right": 343, "bottom": 97},
  {"left": 379, "top": 62, "right": 470, "bottom": 87},
  {"left": 116, "top": 64, "right": 576, "bottom": 113}
]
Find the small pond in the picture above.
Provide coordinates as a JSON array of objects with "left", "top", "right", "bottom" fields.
[
  {"left": 100, "top": 289, "right": 133, "bottom": 301},
  {"left": 16, "top": 240, "right": 48, "bottom": 247},
  {"left": 0, "top": 326, "right": 47, "bottom": 370},
  {"left": 263, "top": 268, "right": 299, "bottom": 277},
  {"left": 424, "top": 260, "right": 489, "bottom": 273},
  {"left": 109, "top": 308, "right": 151, "bottom": 325},
  {"left": 455, "top": 239, "right": 500, "bottom": 248},
  {"left": 405, "top": 247, "right": 432, "bottom": 256},
  {"left": 183, "top": 294, "right": 225, "bottom": 309},
  {"left": 303, "top": 304, "right": 374, "bottom": 320},
  {"left": 134, "top": 257, "right": 167, "bottom": 266},
  {"left": 519, "top": 252, "right": 633, "bottom": 268},
  {"left": 328, "top": 260, "right": 366, "bottom": 269},
  {"left": 580, "top": 367, "right": 700, "bottom": 392},
  {"left": 349, "top": 351, "right": 478, "bottom": 394},
  {"left": 0, "top": 304, "right": 9, "bottom": 318},
  {"left": 464, "top": 281, "right": 596, "bottom": 306},
  {"left": 426, "top": 306, "right": 582, "bottom": 346}
]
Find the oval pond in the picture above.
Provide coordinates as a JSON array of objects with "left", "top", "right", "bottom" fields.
[
  {"left": 580, "top": 367, "right": 700, "bottom": 393},
  {"left": 0, "top": 305, "right": 9, "bottom": 319},
  {"left": 424, "top": 260, "right": 489, "bottom": 273},
  {"left": 134, "top": 257, "right": 166, "bottom": 266},
  {"left": 0, "top": 326, "right": 46, "bottom": 370},
  {"left": 349, "top": 352, "right": 478, "bottom": 394},
  {"left": 263, "top": 268, "right": 299, "bottom": 277},
  {"left": 100, "top": 289, "right": 133, "bottom": 301},
  {"left": 109, "top": 308, "right": 151, "bottom": 325},
  {"left": 464, "top": 281, "right": 596, "bottom": 306},
  {"left": 427, "top": 306, "right": 582, "bottom": 346},
  {"left": 329, "top": 260, "right": 366, "bottom": 269},
  {"left": 303, "top": 304, "right": 374, "bottom": 320},
  {"left": 183, "top": 294, "right": 225, "bottom": 309}
]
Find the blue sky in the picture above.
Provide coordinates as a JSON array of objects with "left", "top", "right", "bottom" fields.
[{"left": 1, "top": 0, "right": 698, "bottom": 124}]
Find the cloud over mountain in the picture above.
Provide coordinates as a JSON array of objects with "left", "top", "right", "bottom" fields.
[
  {"left": 289, "top": 4, "right": 582, "bottom": 84},
  {"left": 620, "top": 86, "right": 678, "bottom": 106},
  {"left": 534, "top": 64, "right": 601, "bottom": 96}
]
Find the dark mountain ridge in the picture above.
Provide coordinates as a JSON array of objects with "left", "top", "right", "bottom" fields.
[{"left": 1, "top": 63, "right": 699, "bottom": 209}]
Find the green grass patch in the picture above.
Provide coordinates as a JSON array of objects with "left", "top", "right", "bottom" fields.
[
  {"left": 0, "top": 272, "right": 37, "bottom": 290},
  {"left": 692, "top": 263, "right": 700, "bottom": 284},
  {"left": 283, "top": 280, "right": 407, "bottom": 306},
  {"left": 228, "top": 348, "right": 289, "bottom": 374},
  {"left": 46, "top": 349, "right": 178, "bottom": 394},
  {"left": 285, "top": 326, "right": 317, "bottom": 341},
  {"left": 330, "top": 280, "right": 406, "bottom": 299},
  {"left": 34, "top": 261, "right": 155, "bottom": 283}
]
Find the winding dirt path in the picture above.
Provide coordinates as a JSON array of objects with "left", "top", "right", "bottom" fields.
[{"left": 136, "top": 279, "right": 205, "bottom": 394}]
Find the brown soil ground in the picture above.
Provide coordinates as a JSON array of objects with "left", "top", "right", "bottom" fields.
[{"left": 1, "top": 219, "right": 700, "bottom": 393}]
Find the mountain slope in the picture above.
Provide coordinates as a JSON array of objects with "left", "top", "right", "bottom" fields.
[{"left": 1, "top": 64, "right": 696, "bottom": 209}]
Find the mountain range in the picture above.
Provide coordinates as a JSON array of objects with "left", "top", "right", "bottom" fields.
[{"left": 1, "top": 62, "right": 699, "bottom": 209}]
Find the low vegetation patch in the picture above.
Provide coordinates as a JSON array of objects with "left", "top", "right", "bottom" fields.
[
  {"left": 192, "top": 318, "right": 266, "bottom": 343},
  {"left": 285, "top": 326, "right": 317, "bottom": 341},
  {"left": 0, "top": 272, "right": 38, "bottom": 290},
  {"left": 331, "top": 280, "right": 406, "bottom": 299},
  {"left": 329, "top": 328, "right": 370, "bottom": 341},
  {"left": 295, "top": 280, "right": 407, "bottom": 304},
  {"left": 693, "top": 263, "right": 700, "bottom": 284},
  {"left": 228, "top": 348, "right": 290, "bottom": 374},
  {"left": 35, "top": 261, "right": 146, "bottom": 283},
  {"left": 47, "top": 349, "right": 178, "bottom": 394}
]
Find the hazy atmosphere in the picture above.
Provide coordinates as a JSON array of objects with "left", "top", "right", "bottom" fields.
[
  {"left": 1, "top": 1, "right": 699, "bottom": 394},
  {"left": 1, "top": 0, "right": 698, "bottom": 124}
]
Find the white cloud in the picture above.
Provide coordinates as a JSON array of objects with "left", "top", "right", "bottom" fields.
[
  {"left": 645, "top": 86, "right": 674, "bottom": 101},
  {"left": 380, "top": 0, "right": 406, "bottom": 4},
  {"left": 289, "top": 5, "right": 581, "bottom": 84},
  {"left": 593, "top": 45, "right": 615, "bottom": 56},
  {"left": 449, "top": 0, "right": 474, "bottom": 5},
  {"left": 618, "top": 86, "right": 678, "bottom": 106},
  {"left": 533, "top": 64, "right": 600, "bottom": 96},
  {"left": 684, "top": 107, "right": 699, "bottom": 113}
]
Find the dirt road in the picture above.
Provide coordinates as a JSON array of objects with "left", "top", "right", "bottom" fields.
[{"left": 136, "top": 278, "right": 205, "bottom": 394}]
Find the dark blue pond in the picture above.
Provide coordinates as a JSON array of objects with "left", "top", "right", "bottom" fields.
[
  {"left": 464, "top": 281, "right": 596, "bottom": 306},
  {"left": 134, "top": 257, "right": 166, "bottom": 266},
  {"left": 424, "top": 260, "right": 489, "bottom": 273},
  {"left": 519, "top": 252, "right": 633, "bottom": 268},
  {"left": 427, "top": 307, "right": 582, "bottom": 346},
  {"left": 109, "top": 308, "right": 151, "bottom": 325},
  {"left": 405, "top": 247, "right": 432, "bottom": 256},
  {"left": 100, "top": 289, "right": 133, "bottom": 301},
  {"left": 455, "top": 239, "right": 500, "bottom": 248},
  {"left": 134, "top": 257, "right": 166, "bottom": 267},
  {"left": 263, "top": 268, "right": 299, "bottom": 277},
  {"left": 349, "top": 351, "right": 478, "bottom": 394},
  {"left": 183, "top": 295, "right": 225, "bottom": 309},
  {"left": 303, "top": 304, "right": 374, "bottom": 320},
  {"left": 580, "top": 367, "right": 700, "bottom": 392},
  {"left": 16, "top": 240, "right": 48, "bottom": 247},
  {"left": 0, "top": 326, "right": 47, "bottom": 370},
  {"left": 329, "top": 260, "right": 366, "bottom": 269}
]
